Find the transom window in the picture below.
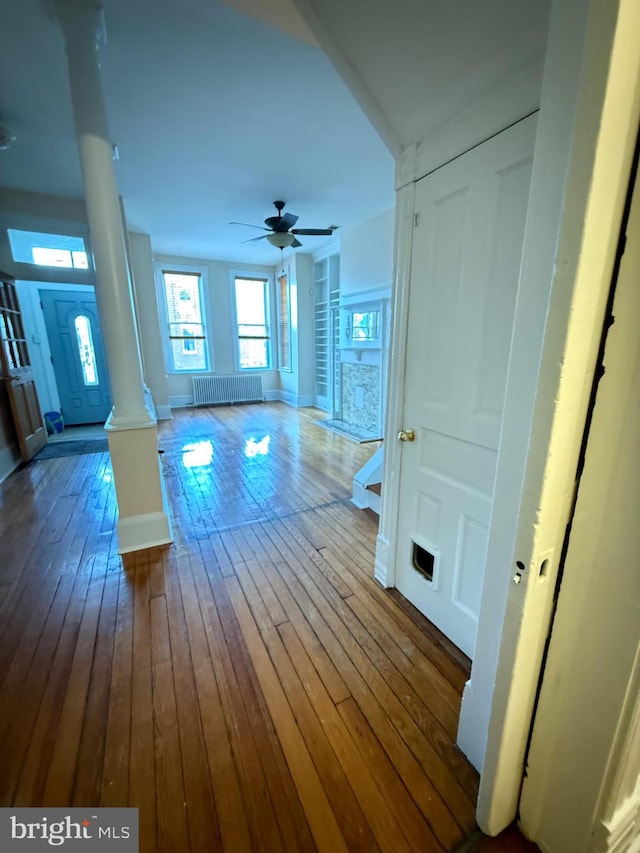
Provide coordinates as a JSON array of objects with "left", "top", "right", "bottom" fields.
[
  {"left": 234, "top": 276, "right": 271, "bottom": 370},
  {"left": 7, "top": 229, "right": 89, "bottom": 269},
  {"left": 161, "top": 270, "right": 209, "bottom": 372}
]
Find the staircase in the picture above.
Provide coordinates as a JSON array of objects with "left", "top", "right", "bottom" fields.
[{"left": 351, "top": 445, "right": 383, "bottom": 514}]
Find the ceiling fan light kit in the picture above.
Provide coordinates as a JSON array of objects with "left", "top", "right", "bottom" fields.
[
  {"left": 267, "top": 231, "right": 295, "bottom": 249},
  {"left": 231, "top": 200, "right": 336, "bottom": 251}
]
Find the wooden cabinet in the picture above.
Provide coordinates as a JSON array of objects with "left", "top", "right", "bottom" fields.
[{"left": 0, "top": 270, "right": 47, "bottom": 461}]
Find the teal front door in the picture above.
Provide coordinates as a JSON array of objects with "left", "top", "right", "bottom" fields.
[{"left": 40, "top": 289, "right": 112, "bottom": 425}]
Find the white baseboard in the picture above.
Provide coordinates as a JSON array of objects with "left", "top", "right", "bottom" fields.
[
  {"left": 374, "top": 533, "right": 392, "bottom": 587},
  {"left": 170, "top": 391, "right": 314, "bottom": 410},
  {"left": 169, "top": 395, "right": 193, "bottom": 409},
  {"left": 0, "top": 442, "right": 20, "bottom": 484},
  {"left": 156, "top": 404, "right": 173, "bottom": 420},
  {"left": 265, "top": 390, "right": 315, "bottom": 408},
  {"left": 117, "top": 510, "right": 174, "bottom": 555},
  {"left": 279, "top": 391, "right": 314, "bottom": 407}
]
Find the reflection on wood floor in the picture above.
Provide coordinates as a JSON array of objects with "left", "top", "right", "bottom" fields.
[{"left": 0, "top": 403, "right": 531, "bottom": 851}]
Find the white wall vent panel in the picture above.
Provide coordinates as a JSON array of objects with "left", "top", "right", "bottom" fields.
[{"left": 192, "top": 374, "right": 264, "bottom": 406}]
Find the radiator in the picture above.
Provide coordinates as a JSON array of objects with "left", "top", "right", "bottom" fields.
[{"left": 192, "top": 374, "right": 264, "bottom": 406}]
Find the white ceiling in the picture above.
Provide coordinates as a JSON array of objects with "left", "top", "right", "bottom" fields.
[
  {"left": 294, "top": 0, "right": 552, "bottom": 152},
  {"left": 0, "top": 0, "right": 395, "bottom": 265},
  {"left": 0, "top": 0, "right": 552, "bottom": 267}
]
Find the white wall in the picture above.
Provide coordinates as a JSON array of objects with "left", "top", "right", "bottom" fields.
[
  {"left": 0, "top": 190, "right": 93, "bottom": 433},
  {"left": 339, "top": 207, "right": 394, "bottom": 296},
  {"left": 128, "top": 232, "right": 170, "bottom": 417},
  {"left": 154, "top": 249, "right": 319, "bottom": 410},
  {"left": 0, "top": 189, "right": 92, "bottom": 286},
  {"left": 154, "top": 253, "right": 279, "bottom": 406},
  {"left": 331, "top": 208, "right": 394, "bottom": 432},
  {"left": 277, "top": 252, "right": 315, "bottom": 407},
  {"left": 0, "top": 189, "right": 394, "bottom": 418}
]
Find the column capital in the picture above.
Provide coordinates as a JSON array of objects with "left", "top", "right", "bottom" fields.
[{"left": 54, "top": 0, "right": 106, "bottom": 51}]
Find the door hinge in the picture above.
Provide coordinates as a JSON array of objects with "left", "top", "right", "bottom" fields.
[
  {"left": 50, "top": 355, "right": 54, "bottom": 365},
  {"left": 414, "top": 213, "right": 420, "bottom": 227},
  {"left": 40, "top": 300, "right": 43, "bottom": 310}
]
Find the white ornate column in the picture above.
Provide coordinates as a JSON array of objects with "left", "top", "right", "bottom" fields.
[{"left": 57, "top": 0, "right": 173, "bottom": 553}]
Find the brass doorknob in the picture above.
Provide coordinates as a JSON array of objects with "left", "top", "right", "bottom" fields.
[{"left": 397, "top": 428, "right": 415, "bottom": 442}]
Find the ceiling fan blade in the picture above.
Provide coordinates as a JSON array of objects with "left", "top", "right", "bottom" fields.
[
  {"left": 279, "top": 211, "right": 298, "bottom": 230},
  {"left": 291, "top": 238, "right": 303, "bottom": 248},
  {"left": 242, "top": 234, "right": 270, "bottom": 244},
  {"left": 291, "top": 228, "right": 335, "bottom": 236},
  {"left": 266, "top": 212, "right": 298, "bottom": 231},
  {"left": 229, "top": 221, "right": 271, "bottom": 231}
]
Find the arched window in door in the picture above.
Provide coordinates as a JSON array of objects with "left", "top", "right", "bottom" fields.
[{"left": 74, "top": 314, "right": 99, "bottom": 386}]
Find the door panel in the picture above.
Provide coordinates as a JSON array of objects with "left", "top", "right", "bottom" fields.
[
  {"left": 395, "top": 117, "right": 536, "bottom": 658},
  {"left": 0, "top": 274, "right": 47, "bottom": 461},
  {"left": 40, "top": 289, "right": 111, "bottom": 426}
]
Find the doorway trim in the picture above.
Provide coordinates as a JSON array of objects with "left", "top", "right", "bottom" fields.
[
  {"left": 519, "top": 108, "right": 640, "bottom": 853},
  {"left": 39, "top": 286, "right": 112, "bottom": 426},
  {"left": 374, "top": 179, "right": 414, "bottom": 586},
  {"left": 17, "top": 281, "right": 97, "bottom": 423},
  {"left": 375, "top": 0, "right": 640, "bottom": 838},
  {"left": 471, "top": 0, "right": 640, "bottom": 835}
]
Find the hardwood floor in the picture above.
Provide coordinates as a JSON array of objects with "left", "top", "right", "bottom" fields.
[{"left": 0, "top": 403, "right": 535, "bottom": 851}]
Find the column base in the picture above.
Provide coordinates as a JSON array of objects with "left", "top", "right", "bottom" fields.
[
  {"left": 106, "top": 418, "right": 173, "bottom": 555},
  {"left": 117, "top": 511, "right": 173, "bottom": 555}
]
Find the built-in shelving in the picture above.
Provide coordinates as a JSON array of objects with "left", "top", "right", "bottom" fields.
[{"left": 313, "top": 255, "right": 340, "bottom": 413}]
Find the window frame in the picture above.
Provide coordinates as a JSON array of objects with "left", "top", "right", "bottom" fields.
[
  {"left": 230, "top": 271, "right": 273, "bottom": 371},
  {"left": 156, "top": 263, "right": 212, "bottom": 374},
  {"left": 4, "top": 223, "right": 94, "bottom": 279}
]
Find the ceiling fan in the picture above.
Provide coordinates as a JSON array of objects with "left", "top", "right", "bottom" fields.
[{"left": 230, "top": 200, "right": 336, "bottom": 249}]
